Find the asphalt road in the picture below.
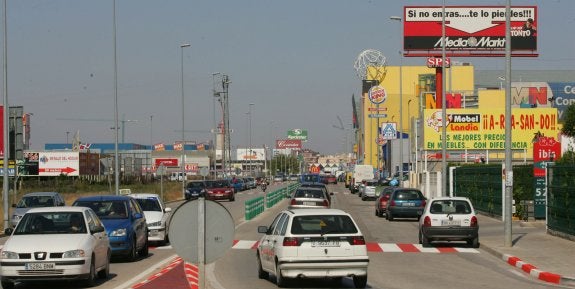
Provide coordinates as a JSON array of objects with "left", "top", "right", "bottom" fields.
[{"left": 1, "top": 182, "right": 569, "bottom": 289}]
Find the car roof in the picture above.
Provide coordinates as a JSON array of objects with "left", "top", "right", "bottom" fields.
[
  {"left": 429, "top": 196, "right": 471, "bottom": 201},
  {"left": 26, "top": 206, "right": 88, "bottom": 213},
  {"left": 300, "top": 182, "right": 327, "bottom": 187},
  {"left": 129, "top": 193, "right": 160, "bottom": 199},
  {"left": 286, "top": 208, "right": 350, "bottom": 216},
  {"left": 22, "top": 192, "right": 61, "bottom": 197},
  {"left": 74, "top": 195, "right": 133, "bottom": 202}
]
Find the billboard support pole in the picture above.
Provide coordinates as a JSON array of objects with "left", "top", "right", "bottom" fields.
[{"left": 504, "top": 0, "right": 513, "bottom": 247}]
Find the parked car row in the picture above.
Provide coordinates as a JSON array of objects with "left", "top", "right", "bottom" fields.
[{"left": 1, "top": 191, "right": 173, "bottom": 289}]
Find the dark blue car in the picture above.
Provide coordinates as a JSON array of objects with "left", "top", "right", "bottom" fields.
[{"left": 73, "top": 195, "right": 149, "bottom": 261}]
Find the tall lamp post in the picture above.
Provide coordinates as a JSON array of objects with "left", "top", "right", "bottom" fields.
[
  {"left": 248, "top": 103, "right": 255, "bottom": 176},
  {"left": 390, "top": 16, "right": 403, "bottom": 185},
  {"left": 180, "top": 43, "right": 191, "bottom": 199}
]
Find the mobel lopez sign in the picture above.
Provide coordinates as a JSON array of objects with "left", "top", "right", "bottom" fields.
[
  {"left": 276, "top": 139, "right": 302, "bottom": 149},
  {"left": 533, "top": 136, "right": 561, "bottom": 177}
]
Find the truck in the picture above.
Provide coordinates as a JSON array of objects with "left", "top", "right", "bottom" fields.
[{"left": 350, "top": 165, "right": 375, "bottom": 194}]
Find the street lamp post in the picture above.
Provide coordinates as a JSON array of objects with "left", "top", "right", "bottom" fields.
[
  {"left": 407, "top": 99, "right": 413, "bottom": 175},
  {"left": 248, "top": 103, "right": 255, "bottom": 176},
  {"left": 390, "top": 16, "right": 403, "bottom": 186},
  {"left": 180, "top": 43, "right": 191, "bottom": 199}
]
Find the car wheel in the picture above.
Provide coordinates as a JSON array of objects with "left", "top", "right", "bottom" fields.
[
  {"left": 361, "top": 195, "right": 366, "bottom": 201},
  {"left": 229, "top": 195, "right": 235, "bottom": 202},
  {"left": 353, "top": 275, "right": 367, "bottom": 288},
  {"left": 421, "top": 232, "right": 431, "bottom": 248},
  {"left": 256, "top": 254, "right": 269, "bottom": 279},
  {"left": 275, "top": 260, "right": 286, "bottom": 287},
  {"left": 1, "top": 279, "right": 14, "bottom": 289},
  {"left": 374, "top": 209, "right": 378, "bottom": 216},
  {"left": 387, "top": 211, "right": 394, "bottom": 221},
  {"left": 83, "top": 257, "right": 97, "bottom": 287},
  {"left": 128, "top": 237, "right": 138, "bottom": 262},
  {"left": 98, "top": 250, "right": 111, "bottom": 279},
  {"left": 139, "top": 236, "right": 149, "bottom": 257},
  {"left": 468, "top": 237, "right": 480, "bottom": 248}
]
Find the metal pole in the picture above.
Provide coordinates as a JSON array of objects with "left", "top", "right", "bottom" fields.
[
  {"left": 390, "top": 16, "right": 403, "bottom": 185},
  {"left": 113, "top": 0, "right": 120, "bottom": 195},
  {"left": 3, "top": 0, "right": 10, "bottom": 230},
  {"left": 441, "top": 1, "right": 447, "bottom": 196},
  {"left": 504, "top": 0, "right": 513, "bottom": 247},
  {"left": 249, "top": 103, "right": 254, "bottom": 176},
  {"left": 212, "top": 72, "right": 220, "bottom": 178},
  {"left": 180, "top": 43, "right": 191, "bottom": 199}
]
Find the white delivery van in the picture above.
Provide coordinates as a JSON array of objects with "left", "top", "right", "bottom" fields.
[{"left": 351, "top": 165, "right": 375, "bottom": 194}]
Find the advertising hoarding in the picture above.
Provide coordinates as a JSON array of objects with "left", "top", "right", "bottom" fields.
[
  {"left": 423, "top": 108, "right": 558, "bottom": 151},
  {"left": 38, "top": 151, "right": 80, "bottom": 176},
  {"left": 403, "top": 6, "right": 537, "bottom": 56},
  {"left": 276, "top": 139, "right": 302, "bottom": 149},
  {"left": 236, "top": 148, "right": 266, "bottom": 161},
  {"left": 287, "top": 129, "right": 308, "bottom": 141}
]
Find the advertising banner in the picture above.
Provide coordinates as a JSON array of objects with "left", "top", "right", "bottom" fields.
[
  {"left": 287, "top": 129, "right": 308, "bottom": 141},
  {"left": 154, "top": 158, "right": 179, "bottom": 167},
  {"left": 423, "top": 108, "right": 558, "bottom": 150},
  {"left": 532, "top": 136, "right": 561, "bottom": 177},
  {"left": 276, "top": 139, "right": 302, "bottom": 149},
  {"left": 38, "top": 151, "right": 80, "bottom": 176},
  {"left": 236, "top": 148, "right": 266, "bottom": 161},
  {"left": 403, "top": 6, "right": 537, "bottom": 55}
]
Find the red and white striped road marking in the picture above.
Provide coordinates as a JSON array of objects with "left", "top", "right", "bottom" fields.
[
  {"left": 184, "top": 262, "right": 199, "bottom": 289},
  {"left": 231, "top": 240, "right": 479, "bottom": 253},
  {"left": 131, "top": 257, "right": 183, "bottom": 288},
  {"left": 503, "top": 254, "right": 562, "bottom": 284}
]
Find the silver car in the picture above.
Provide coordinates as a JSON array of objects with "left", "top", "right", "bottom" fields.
[
  {"left": 288, "top": 187, "right": 331, "bottom": 209},
  {"left": 10, "top": 192, "right": 66, "bottom": 228}
]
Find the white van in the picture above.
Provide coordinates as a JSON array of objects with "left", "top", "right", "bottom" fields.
[
  {"left": 169, "top": 172, "right": 186, "bottom": 182},
  {"left": 351, "top": 165, "right": 374, "bottom": 194}
]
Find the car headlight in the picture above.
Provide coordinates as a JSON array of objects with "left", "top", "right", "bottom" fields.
[
  {"left": 1, "top": 251, "right": 19, "bottom": 259},
  {"left": 148, "top": 221, "right": 162, "bottom": 227},
  {"left": 110, "top": 228, "right": 127, "bottom": 237},
  {"left": 63, "top": 250, "right": 86, "bottom": 258}
]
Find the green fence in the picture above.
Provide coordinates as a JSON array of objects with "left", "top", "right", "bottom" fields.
[
  {"left": 454, "top": 165, "right": 502, "bottom": 216},
  {"left": 245, "top": 196, "right": 265, "bottom": 221},
  {"left": 548, "top": 164, "right": 575, "bottom": 236},
  {"left": 244, "top": 183, "right": 299, "bottom": 221}
]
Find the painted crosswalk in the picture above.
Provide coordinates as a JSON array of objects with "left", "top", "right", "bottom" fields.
[{"left": 231, "top": 240, "right": 479, "bottom": 253}]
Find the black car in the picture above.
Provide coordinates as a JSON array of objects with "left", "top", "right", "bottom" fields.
[{"left": 185, "top": 180, "right": 206, "bottom": 200}]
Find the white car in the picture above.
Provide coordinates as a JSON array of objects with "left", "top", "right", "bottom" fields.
[
  {"left": 0, "top": 206, "right": 111, "bottom": 289},
  {"left": 359, "top": 179, "right": 378, "bottom": 201},
  {"left": 418, "top": 196, "right": 480, "bottom": 248},
  {"left": 256, "top": 209, "right": 369, "bottom": 288},
  {"left": 130, "top": 193, "right": 172, "bottom": 245}
]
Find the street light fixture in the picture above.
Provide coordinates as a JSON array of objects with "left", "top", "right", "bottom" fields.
[
  {"left": 180, "top": 43, "right": 191, "bottom": 199},
  {"left": 390, "top": 15, "right": 403, "bottom": 185}
]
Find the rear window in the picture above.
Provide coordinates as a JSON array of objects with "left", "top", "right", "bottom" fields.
[
  {"left": 430, "top": 200, "right": 472, "bottom": 214},
  {"left": 394, "top": 190, "right": 423, "bottom": 200},
  {"left": 290, "top": 215, "right": 358, "bottom": 235},
  {"left": 294, "top": 189, "right": 325, "bottom": 199}
]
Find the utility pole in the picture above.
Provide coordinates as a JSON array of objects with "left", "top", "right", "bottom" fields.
[{"left": 221, "top": 75, "right": 231, "bottom": 177}]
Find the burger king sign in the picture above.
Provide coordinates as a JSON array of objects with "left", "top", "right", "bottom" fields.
[{"left": 368, "top": 85, "right": 387, "bottom": 105}]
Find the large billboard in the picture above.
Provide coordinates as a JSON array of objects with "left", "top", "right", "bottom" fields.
[
  {"left": 236, "top": 148, "right": 266, "bottom": 161},
  {"left": 38, "top": 151, "right": 80, "bottom": 176},
  {"left": 276, "top": 139, "right": 302, "bottom": 149},
  {"left": 404, "top": 6, "right": 537, "bottom": 56},
  {"left": 287, "top": 129, "right": 308, "bottom": 141},
  {"left": 423, "top": 108, "right": 558, "bottom": 150}
]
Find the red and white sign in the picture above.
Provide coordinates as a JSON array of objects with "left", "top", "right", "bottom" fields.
[
  {"left": 403, "top": 6, "right": 538, "bottom": 56},
  {"left": 276, "top": 139, "right": 302, "bottom": 149},
  {"left": 173, "top": 143, "right": 183, "bottom": 151},
  {"left": 155, "top": 158, "right": 179, "bottom": 167},
  {"left": 186, "top": 163, "right": 199, "bottom": 172},
  {"left": 533, "top": 136, "right": 561, "bottom": 177},
  {"left": 427, "top": 57, "right": 451, "bottom": 68},
  {"left": 38, "top": 152, "right": 79, "bottom": 176},
  {"left": 154, "top": 143, "right": 166, "bottom": 151},
  {"left": 368, "top": 86, "right": 387, "bottom": 105}
]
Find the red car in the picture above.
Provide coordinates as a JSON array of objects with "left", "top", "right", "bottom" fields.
[
  {"left": 325, "top": 174, "right": 337, "bottom": 184},
  {"left": 205, "top": 180, "right": 235, "bottom": 201},
  {"left": 375, "top": 187, "right": 394, "bottom": 217}
]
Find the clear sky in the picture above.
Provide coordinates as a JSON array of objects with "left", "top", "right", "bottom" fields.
[{"left": 4, "top": 0, "right": 574, "bottom": 155}]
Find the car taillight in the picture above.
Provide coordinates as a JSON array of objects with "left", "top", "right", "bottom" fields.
[
  {"left": 390, "top": 200, "right": 396, "bottom": 206},
  {"left": 322, "top": 200, "right": 329, "bottom": 207},
  {"left": 420, "top": 200, "right": 427, "bottom": 207},
  {"left": 290, "top": 199, "right": 297, "bottom": 206},
  {"left": 470, "top": 216, "right": 478, "bottom": 227},
  {"left": 423, "top": 216, "right": 431, "bottom": 227},
  {"left": 283, "top": 237, "right": 299, "bottom": 246},
  {"left": 350, "top": 236, "right": 365, "bottom": 245},
  {"left": 380, "top": 199, "right": 387, "bottom": 206}
]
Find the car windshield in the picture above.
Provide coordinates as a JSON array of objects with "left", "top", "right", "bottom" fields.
[
  {"left": 14, "top": 212, "right": 86, "bottom": 235},
  {"left": 16, "top": 195, "right": 56, "bottom": 208},
  {"left": 430, "top": 200, "right": 472, "bottom": 214},
  {"left": 135, "top": 198, "right": 162, "bottom": 212},
  {"left": 290, "top": 215, "right": 358, "bottom": 235},
  {"left": 187, "top": 182, "right": 204, "bottom": 188},
  {"left": 74, "top": 200, "right": 128, "bottom": 219},
  {"left": 294, "top": 189, "right": 325, "bottom": 199}
]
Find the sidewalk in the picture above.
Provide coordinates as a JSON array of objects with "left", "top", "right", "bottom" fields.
[{"left": 478, "top": 214, "right": 575, "bottom": 286}]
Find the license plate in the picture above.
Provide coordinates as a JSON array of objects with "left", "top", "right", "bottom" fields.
[
  {"left": 150, "top": 230, "right": 159, "bottom": 236},
  {"left": 25, "top": 263, "right": 55, "bottom": 270},
  {"left": 402, "top": 202, "right": 415, "bottom": 207},
  {"left": 311, "top": 240, "right": 340, "bottom": 247},
  {"left": 441, "top": 220, "right": 461, "bottom": 226},
  {"left": 303, "top": 202, "right": 316, "bottom": 206}
]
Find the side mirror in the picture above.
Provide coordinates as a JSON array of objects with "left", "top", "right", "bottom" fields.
[
  {"left": 4, "top": 228, "right": 14, "bottom": 235},
  {"left": 134, "top": 213, "right": 144, "bottom": 219},
  {"left": 92, "top": 225, "right": 105, "bottom": 234},
  {"left": 330, "top": 192, "right": 334, "bottom": 195},
  {"left": 164, "top": 207, "right": 172, "bottom": 213},
  {"left": 11, "top": 204, "right": 16, "bottom": 208},
  {"left": 257, "top": 226, "right": 269, "bottom": 234}
]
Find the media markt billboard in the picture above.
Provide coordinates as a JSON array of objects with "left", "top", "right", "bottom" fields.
[
  {"left": 287, "top": 129, "right": 308, "bottom": 141},
  {"left": 423, "top": 108, "right": 558, "bottom": 151},
  {"left": 403, "top": 6, "right": 537, "bottom": 55}
]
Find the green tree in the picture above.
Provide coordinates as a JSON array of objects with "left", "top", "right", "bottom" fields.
[{"left": 561, "top": 104, "right": 575, "bottom": 137}]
